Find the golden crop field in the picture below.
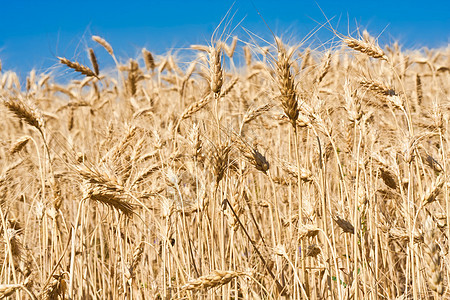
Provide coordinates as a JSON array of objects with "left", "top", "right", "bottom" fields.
[{"left": 0, "top": 29, "right": 449, "bottom": 299}]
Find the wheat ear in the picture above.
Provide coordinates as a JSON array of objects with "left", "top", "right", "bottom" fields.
[
  {"left": 88, "top": 48, "right": 99, "bottom": 76},
  {"left": 423, "top": 216, "right": 444, "bottom": 295},
  {"left": 58, "top": 57, "right": 97, "bottom": 77},
  {"left": 142, "top": 48, "right": 155, "bottom": 71},
  {"left": 343, "top": 37, "right": 388, "bottom": 61},
  {"left": 92, "top": 35, "right": 114, "bottom": 56},
  {"left": 209, "top": 45, "right": 223, "bottom": 95},
  {"left": 78, "top": 166, "right": 134, "bottom": 216},
  {"left": 10, "top": 136, "right": 31, "bottom": 155},
  {"left": 3, "top": 97, "right": 45, "bottom": 133},
  {"left": 274, "top": 37, "right": 298, "bottom": 126},
  {"left": 182, "top": 270, "right": 250, "bottom": 291}
]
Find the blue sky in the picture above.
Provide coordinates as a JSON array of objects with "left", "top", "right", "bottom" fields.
[{"left": 1, "top": 0, "right": 449, "bottom": 78}]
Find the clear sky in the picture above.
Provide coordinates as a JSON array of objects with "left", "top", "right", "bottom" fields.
[{"left": 1, "top": 0, "right": 449, "bottom": 78}]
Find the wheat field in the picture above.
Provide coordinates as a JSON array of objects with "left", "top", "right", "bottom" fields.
[{"left": 0, "top": 29, "right": 449, "bottom": 299}]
